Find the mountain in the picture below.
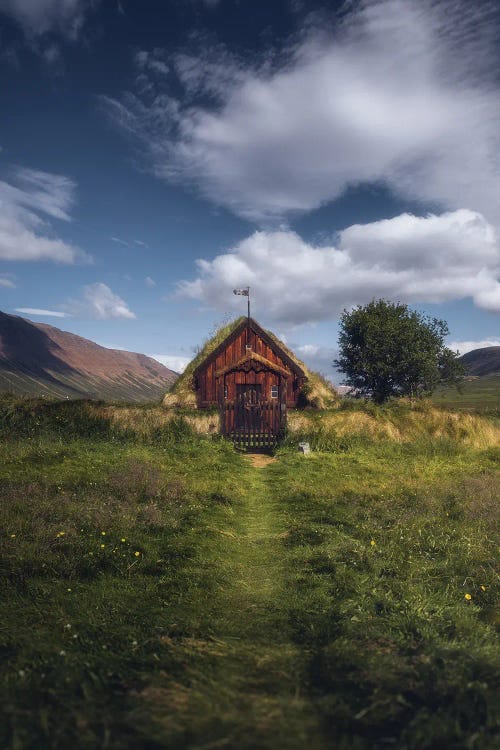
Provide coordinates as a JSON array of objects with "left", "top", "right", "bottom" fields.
[
  {"left": 459, "top": 346, "right": 500, "bottom": 377},
  {"left": 0, "top": 311, "right": 178, "bottom": 402}
]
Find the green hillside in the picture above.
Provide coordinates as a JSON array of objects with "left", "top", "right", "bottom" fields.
[
  {"left": 433, "top": 375, "right": 500, "bottom": 414},
  {"left": 0, "top": 364, "right": 174, "bottom": 403}
]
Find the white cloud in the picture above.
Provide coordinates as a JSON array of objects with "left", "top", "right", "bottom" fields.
[
  {"left": 149, "top": 354, "right": 190, "bottom": 373},
  {"left": 0, "top": 0, "right": 99, "bottom": 39},
  {"left": 111, "top": 236, "right": 129, "bottom": 247},
  {"left": 145, "top": 276, "right": 156, "bottom": 287},
  {"left": 102, "top": 0, "right": 500, "bottom": 224},
  {"left": 178, "top": 210, "right": 500, "bottom": 324},
  {"left": 448, "top": 339, "right": 500, "bottom": 355},
  {"left": 0, "top": 166, "right": 88, "bottom": 263},
  {"left": 65, "top": 282, "right": 136, "bottom": 320},
  {"left": 0, "top": 273, "right": 16, "bottom": 287},
  {"left": 2, "top": 167, "right": 76, "bottom": 220},
  {"left": 134, "top": 239, "right": 149, "bottom": 248},
  {"left": 134, "top": 49, "right": 169, "bottom": 77},
  {"left": 15, "top": 307, "right": 70, "bottom": 317}
]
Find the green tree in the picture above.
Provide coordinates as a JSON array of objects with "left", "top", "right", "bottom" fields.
[{"left": 334, "top": 299, "right": 464, "bottom": 403}]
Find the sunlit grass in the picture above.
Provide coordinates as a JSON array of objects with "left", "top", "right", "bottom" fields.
[{"left": 0, "top": 395, "right": 498, "bottom": 749}]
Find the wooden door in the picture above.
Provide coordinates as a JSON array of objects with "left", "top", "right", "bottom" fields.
[
  {"left": 235, "top": 384, "right": 262, "bottom": 431},
  {"left": 220, "top": 374, "right": 286, "bottom": 449}
]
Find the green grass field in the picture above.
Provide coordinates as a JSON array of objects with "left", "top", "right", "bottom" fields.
[
  {"left": 0, "top": 397, "right": 498, "bottom": 749},
  {"left": 433, "top": 375, "right": 500, "bottom": 415}
]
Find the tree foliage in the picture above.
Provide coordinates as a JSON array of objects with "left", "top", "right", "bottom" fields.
[{"left": 335, "top": 300, "right": 464, "bottom": 402}]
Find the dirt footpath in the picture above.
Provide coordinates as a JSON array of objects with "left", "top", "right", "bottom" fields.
[{"left": 245, "top": 453, "right": 277, "bottom": 469}]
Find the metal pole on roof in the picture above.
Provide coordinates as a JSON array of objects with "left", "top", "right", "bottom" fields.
[
  {"left": 233, "top": 286, "right": 251, "bottom": 349},
  {"left": 247, "top": 286, "right": 251, "bottom": 349}
]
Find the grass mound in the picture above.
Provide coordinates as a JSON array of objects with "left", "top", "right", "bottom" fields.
[{"left": 287, "top": 401, "right": 500, "bottom": 451}]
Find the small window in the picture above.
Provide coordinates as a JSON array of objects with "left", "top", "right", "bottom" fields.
[
  {"left": 224, "top": 385, "right": 228, "bottom": 399},
  {"left": 270, "top": 385, "right": 279, "bottom": 399}
]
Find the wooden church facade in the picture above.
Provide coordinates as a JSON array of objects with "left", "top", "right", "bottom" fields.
[{"left": 193, "top": 318, "right": 307, "bottom": 448}]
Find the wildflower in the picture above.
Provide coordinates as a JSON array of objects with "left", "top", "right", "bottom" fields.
[
  {"left": 121, "top": 538, "right": 126, "bottom": 543},
  {"left": 59, "top": 650, "right": 66, "bottom": 656},
  {"left": 480, "top": 585, "right": 486, "bottom": 591},
  {"left": 464, "top": 593, "right": 472, "bottom": 601},
  {"left": 67, "top": 588, "right": 72, "bottom": 592},
  {"left": 101, "top": 531, "right": 106, "bottom": 536},
  {"left": 10, "top": 534, "right": 16, "bottom": 538},
  {"left": 134, "top": 551, "right": 141, "bottom": 557},
  {"left": 370, "top": 540, "right": 376, "bottom": 546},
  {"left": 100, "top": 544, "right": 105, "bottom": 549}
]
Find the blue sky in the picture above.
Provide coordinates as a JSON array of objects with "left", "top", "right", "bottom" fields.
[{"left": 0, "top": 0, "right": 499, "bottom": 381}]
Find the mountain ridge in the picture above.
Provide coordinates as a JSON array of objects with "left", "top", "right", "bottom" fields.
[
  {"left": 459, "top": 346, "right": 500, "bottom": 377},
  {"left": 0, "top": 311, "right": 178, "bottom": 401}
]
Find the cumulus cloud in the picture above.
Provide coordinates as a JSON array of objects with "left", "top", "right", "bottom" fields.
[
  {"left": 65, "top": 282, "right": 136, "bottom": 319},
  {"left": 102, "top": 0, "right": 500, "bottom": 224},
  {"left": 149, "top": 354, "right": 190, "bottom": 373},
  {"left": 178, "top": 210, "right": 500, "bottom": 324},
  {"left": 448, "top": 339, "right": 500, "bottom": 355},
  {"left": 0, "top": 166, "right": 89, "bottom": 263},
  {"left": 0, "top": 0, "right": 99, "bottom": 39},
  {"left": 15, "top": 307, "right": 70, "bottom": 317}
]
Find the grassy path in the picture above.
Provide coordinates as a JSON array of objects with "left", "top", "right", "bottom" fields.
[
  {"left": 138, "top": 456, "right": 325, "bottom": 750},
  {"left": 2, "top": 415, "right": 497, "bottom": 750}
]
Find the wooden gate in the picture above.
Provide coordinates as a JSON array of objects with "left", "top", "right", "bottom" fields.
[{"left": 221, "top": 384, "right": 286, "bottom": 450}]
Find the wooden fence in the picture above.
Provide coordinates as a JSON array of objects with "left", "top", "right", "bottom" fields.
[{"left": 221, "top": 401, "right": 285, "bottom": 450}]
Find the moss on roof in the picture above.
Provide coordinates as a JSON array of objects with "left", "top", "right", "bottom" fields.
[{"left": 163, "top": 317, "right": 338, "bottom": 409}]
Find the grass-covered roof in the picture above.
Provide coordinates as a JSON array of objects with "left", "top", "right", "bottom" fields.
[{"left": 163, "top": 317, "right": 338, "bottom": 409}]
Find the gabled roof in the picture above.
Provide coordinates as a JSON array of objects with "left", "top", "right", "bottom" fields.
[
  {"left": 193, "top": 317, "right": 306, "bottom": 378},
  {"left": 215, "top": 350, "right": 291, "bottom": 378},
  {"left": 163, "top": 316, "right": 338, "bottom": 409}
]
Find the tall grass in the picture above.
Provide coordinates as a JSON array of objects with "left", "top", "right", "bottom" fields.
[{"left": 287, "top": 401, "right": 500, "bottom": 451}]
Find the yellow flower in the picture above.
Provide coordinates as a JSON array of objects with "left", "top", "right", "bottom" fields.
[
  {"left": 59, "top": 531, "right": 65, "bottom": 536},
  {"left": 10, "top": 533, "right": 16, "bottom": 538},
  {"left": 67, "top": 588, "right": 72, "bottom": 592},
  {"left": 101, "top": 531, "right": 106, "bottom": 536},
  {"left": 464, "top": 593, "right": 472, "bottom": 601},
  {"left": 480, "top": 585, "right": 486, "bottom": 591},
  {"left": 121, "top": 538, "right": 126, "bottom": 543},
  {"left": 100, "top": 543, "right": 105, "bottom": 548},
  {"left": 370, "top": 540, "right": 376, "bottom": 546},
  {"left": 134, "top": 551, "right": 141, "bottom": 557}
]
